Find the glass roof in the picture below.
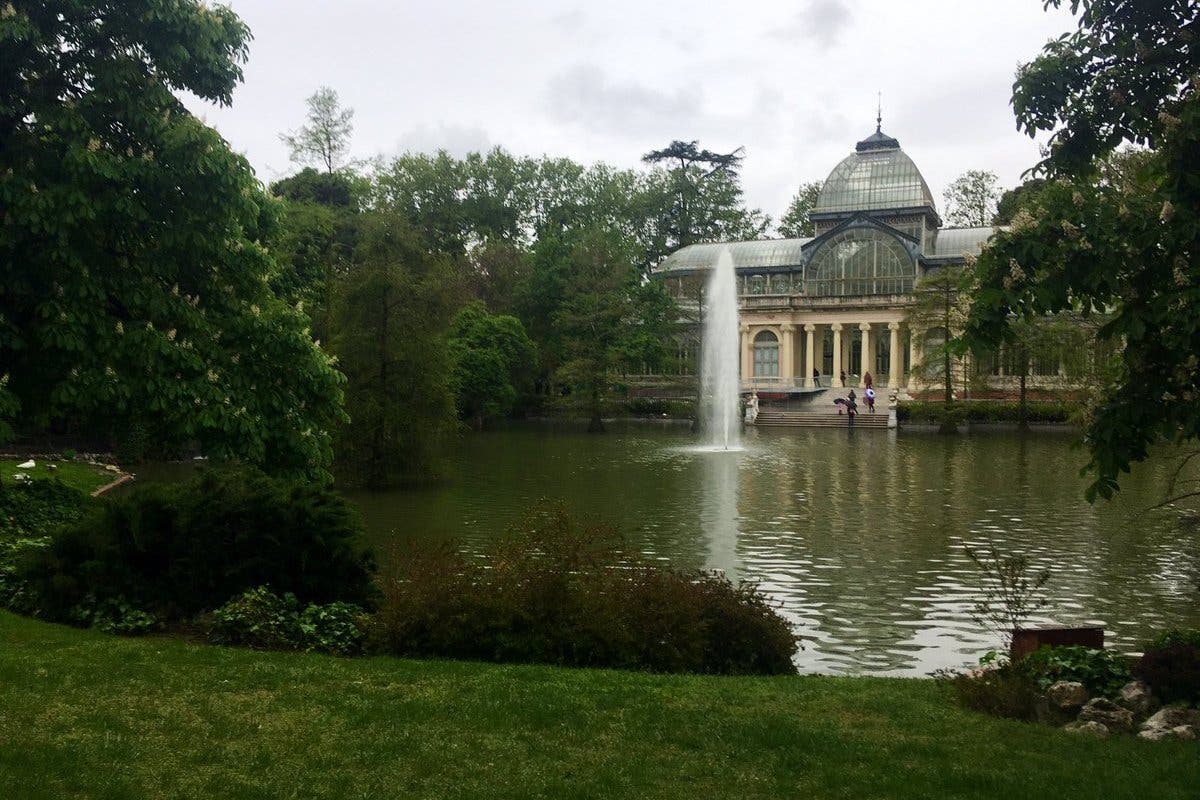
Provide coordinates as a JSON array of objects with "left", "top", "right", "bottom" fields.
[
  {"left": 654, "top": 238, "right": 813, "bottom": 273},
  {"left": 815, "top": 138, "right": 936, "bottom": 214},
  {"left": 931, "top": 227, "right": 997, "bottom": 257}
]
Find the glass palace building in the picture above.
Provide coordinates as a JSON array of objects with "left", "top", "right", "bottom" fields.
[{"left": 653, "top": 125, "right": 996, "bottom": 394}]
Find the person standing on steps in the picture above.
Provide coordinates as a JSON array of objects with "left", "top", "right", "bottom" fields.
[
  {"left": 846, "top": 389, "right": 857, "bottom": 428},
  {"left": 865, "top": 386, "right": 876, "bottom": 414},
  {"left": 813, "top": 367, "right": 822, "bottom": 388},
  {"left": 864, "top": 370, "right": 874, "bottom": 390},
  {"left": 839, "top": 369, "right": 847, "bottom": 387}
]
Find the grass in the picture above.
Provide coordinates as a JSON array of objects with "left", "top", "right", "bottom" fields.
[
  {"left": 0, "top": 458, "right": 115, "bottom": 495},
  {"left": 0, "top": 612, "right": 1195, "bottom": 800}
]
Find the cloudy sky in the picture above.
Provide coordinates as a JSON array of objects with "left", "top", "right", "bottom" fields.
[{"left": 185, "top": 0, "right": 1079, "bottom": 224}]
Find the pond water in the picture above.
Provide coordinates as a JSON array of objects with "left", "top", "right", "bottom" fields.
[{"left": 347, "top": 423, "right": 1200, "bottom": 676}]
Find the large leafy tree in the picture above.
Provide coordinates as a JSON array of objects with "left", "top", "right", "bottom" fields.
[
  {"left": 330, "top": 215, "right": 461, "bottom": 487},
  {"left": 448, "top": 302, "right": 537, "bottom": 429},
  {"left": 777, "top": 181, "right": 823, "bottom": 238},
  {"left": 0, "top": 1, "right": 345, "bottom": 475},
  {"left": 943, "top": 170, "right": 1002, "bottom": 227},
  {"left": 965, "top": 0, "right": 1200, "bottom": 500}
]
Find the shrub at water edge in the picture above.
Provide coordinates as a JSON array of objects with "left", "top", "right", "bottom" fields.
[
  {"left": 369, "top": 506, "right": 798, "bottom": 675},
  {"left": 1135, "top": 629, "right": 1200, "bottom": 706},
  {"left": 19, "top": 467, "right": 375, "bottom": 622}
]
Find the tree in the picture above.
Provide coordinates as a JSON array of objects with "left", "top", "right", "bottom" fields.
[
  {"left": 942, "top": 170, "right": 1001, "bottom": 227},
  {"left": 964, "top": 0, "right": 1200, "bottom": 500},
  {"left": 555, "top": 229, "right": 636, "bottom": 433},
  {"left": 448, "top": 302, "right": 537, "bottom": 429},
  {"left": 281, "top": 87, "right": 354, "bottom": 173},
  {"left": 0, "top": 0, "right": 345, "bottom": 476},
  {"left": 908, "top": 267, "right": 973, "bottom": 432},
  {"left": 777, "top": 181, "right": 823, "bottom": 238},
  {"left": 642, "top": 140, "right": 769, "bottom": 252},
  {"left": 330, "top": 215, "right": 460, "bottom": 487},
  {"left": 993, "top": 178, "right": 1047, "bottom": 225}
]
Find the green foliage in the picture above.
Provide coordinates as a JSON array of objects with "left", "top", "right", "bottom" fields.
[
  {"left": 941, "top": 659, "right": 1041, "bottom": 721},
  {"left": 19, "top": 468, "right": 374, "bottom": 621},
  {"left": 208, "top": 586, "right": 366, "bottom": 655},
  {"left": 370, "top": 506, "right": 797, "bottom": 675},
  {"left": 1021, "top": 645, "right": 1132, "bottom": 698},
  {"left": 993, "top": 178, "right": 1047, "bottom": 225},
  {"left": 777, "top": 181, "right": 822, "bottom": 238},
  {"left": 967, "top": 1, "right": 1200, "bottom": 500},
  {"left": 0, "top": 478, "right": 93, "bottom": 539},
  {"left": 331, "top": 215, "right": 461, "bottom": 486},
  {"left": 555, "top": 229, "right": 638, "bottom": 432},
  {"left": 448, "top": 302, "right": 537, "bottom": 427},
  {"left": 899, "top": 400, "right": 1076, "bottom": 425},
  {"left": 280, "top": 87, "right": 354, "bottom": 174},
  {"left": 0, "top": 0, "right": 346, "bottom": 479},
  {"left": 942, "top": 170, "right": 1001, "bottom": 227},
  {"left": 907, "top": 268, "right": 974, "bottom": 413},
  {"left": 1135, "top": 630, "right": 1200, "bottom": 705},
  {"left": 68, "top": 595, "right": 157, "bottom": 637},
  {"left": 0, "top": 536, "right": 50, "bottom": 614}
]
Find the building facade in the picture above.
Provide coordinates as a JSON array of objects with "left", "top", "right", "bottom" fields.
[{"left": 652, "top": 125, "right": 997, "bottom": 395}]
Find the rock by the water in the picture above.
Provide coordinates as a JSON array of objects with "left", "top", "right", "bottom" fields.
[
  {"left": 1064, "top": 720, "right": 1110, "bottom": 738},
  {"left": 1116, "top": 681, "right": 1156, "bottom": 716},
  {"left": 1139, "top": 706, "right": 1200, "bottom": 741},
  {"left": 1046, "top": 681, "right": 1090, "bottom": 711},
  {"left": 1078, "top": 697, "right": 1135, "bottom": 733}
]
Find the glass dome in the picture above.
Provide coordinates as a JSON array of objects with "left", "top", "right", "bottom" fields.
[{"left": 815, "top": 132, "right": 937, "bottom": 214}]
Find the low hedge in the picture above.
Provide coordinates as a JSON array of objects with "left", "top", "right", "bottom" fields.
[{"left": 899, "top": 400, "right": 1077, "bottom": 425}]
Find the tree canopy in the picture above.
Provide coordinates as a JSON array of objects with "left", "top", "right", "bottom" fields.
[
  {"left": 943, "top": 170, "right": 1001, "bottom": 227},
  {"left": 777, "top": 182, "right": 822, "bottom": 238},
  {"left": 281, "top": 87, "right": 355, "bottom": 174},
  {"left": 0, "top": 0, "right": 345, "bottom": 476},
  {"left": 965, "top": 0, "right": 1200, "bottom": 500}
]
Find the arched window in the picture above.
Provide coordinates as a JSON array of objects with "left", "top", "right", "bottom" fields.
[
  {"left": 753, "top": 330, "right": 779, "bottom": 377},
  {"left": 807, "top": 228, "right": 916, "bottom": 297}
]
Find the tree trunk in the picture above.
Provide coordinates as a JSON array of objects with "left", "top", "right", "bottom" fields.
[
  {"left": 1019, "top": 372, "right": 1029, "bottom": 432},
  {"left": 587, "top": 385, "right": 605, "bottom": 433}
]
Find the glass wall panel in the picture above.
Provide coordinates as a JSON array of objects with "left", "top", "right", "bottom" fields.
[{"left": 807, "top": 229, "right": 916, "bottom": 297}]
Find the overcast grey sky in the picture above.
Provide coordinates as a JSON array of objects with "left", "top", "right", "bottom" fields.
[{"left": 184, "top": 0, "right": 1078, "bottom": 223}]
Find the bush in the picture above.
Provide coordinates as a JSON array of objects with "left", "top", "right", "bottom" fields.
[
  {"left": 68, "top": 595, "right": 157, "bottom": 636},
  {"left": 899, "top": 400, "right": 1076, "bottom": 425},
  {"left": 208, "top": 586, "right": 366, "bottom": 655},
  {"left": 1020, "top": 645, "right": 1132, "bottom": 698},
  {"left": 20, "top": 467, "right": 375, "bottom": 622},
  {"left": 0, "top": 536, "right": 51, "bottom": 614},
  {"left": 941, "top": 658, "right": 1041, "bottom": 721},
  {"left": 369, "top": 506, "right": 797, "bottom": 675},
  {"left": 0, "top": 478, "right": 93, "bottom": 539},
  {"left": 1135, "top": 630, "right": 1200, "bottom": 705}
]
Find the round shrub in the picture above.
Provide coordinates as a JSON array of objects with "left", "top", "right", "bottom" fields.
[
  {"left": 20, "top": 467, "right": 375, "bottom": 621},
  {"left": 1135, "top": 629, "right": 1200, "bottom": 705},
  {"left": 209, "top": 586, "right": 366, "bottom": 655}
]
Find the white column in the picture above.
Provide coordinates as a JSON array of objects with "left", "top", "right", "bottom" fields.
[
  {"left": 831, "top": 323, "right": 843, "bottom": 388},
  {"left": 859, "top": 323, "right": 872, "bottom": 387},
  {"left": 780, "top": 323, "right": 795, "bottom": 387},
  {"left": 888, "top": 322, "right": 902, "bottom": 389},
  {"left": 740, "top": 324, "right": 752, "bottom": 383},
  {"left": 804, "top": 324, "right": 816, "bottom": 388},
  {"left": 907, "top": 327, "right": 920, "bottom": 393}
]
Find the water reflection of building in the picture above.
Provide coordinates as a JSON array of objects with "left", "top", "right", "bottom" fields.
[{"left": 652, "top": 123, "right": 1091, "bottom": 395}]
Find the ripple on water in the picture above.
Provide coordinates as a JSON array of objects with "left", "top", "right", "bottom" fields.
[{"left": 350, "top": 425, "right": 1200, "bottom": 676}]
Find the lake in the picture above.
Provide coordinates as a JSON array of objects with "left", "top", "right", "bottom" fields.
[{"left": 347, "top": 423, "right": 1200, "bottom": 676}]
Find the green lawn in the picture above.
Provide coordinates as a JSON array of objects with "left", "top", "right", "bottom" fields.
[
  {"left": 0, "top": 613, "right": 1194, "bottom": 799},
  {"left": 0, "top": 458, "right": 116, "bottom": 495}
]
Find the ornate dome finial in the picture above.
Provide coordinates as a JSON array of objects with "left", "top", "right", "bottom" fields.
[{"left": 876, "top": 91, "right": 882, "bottom": 133}]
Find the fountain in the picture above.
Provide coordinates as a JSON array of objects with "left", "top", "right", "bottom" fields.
[{"left": 699, "top": 248, "right": 741, "bottom": 450}]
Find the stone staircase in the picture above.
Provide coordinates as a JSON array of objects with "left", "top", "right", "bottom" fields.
[{"left": 755, "top": 407, "right": 890, "bottom": 429}]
